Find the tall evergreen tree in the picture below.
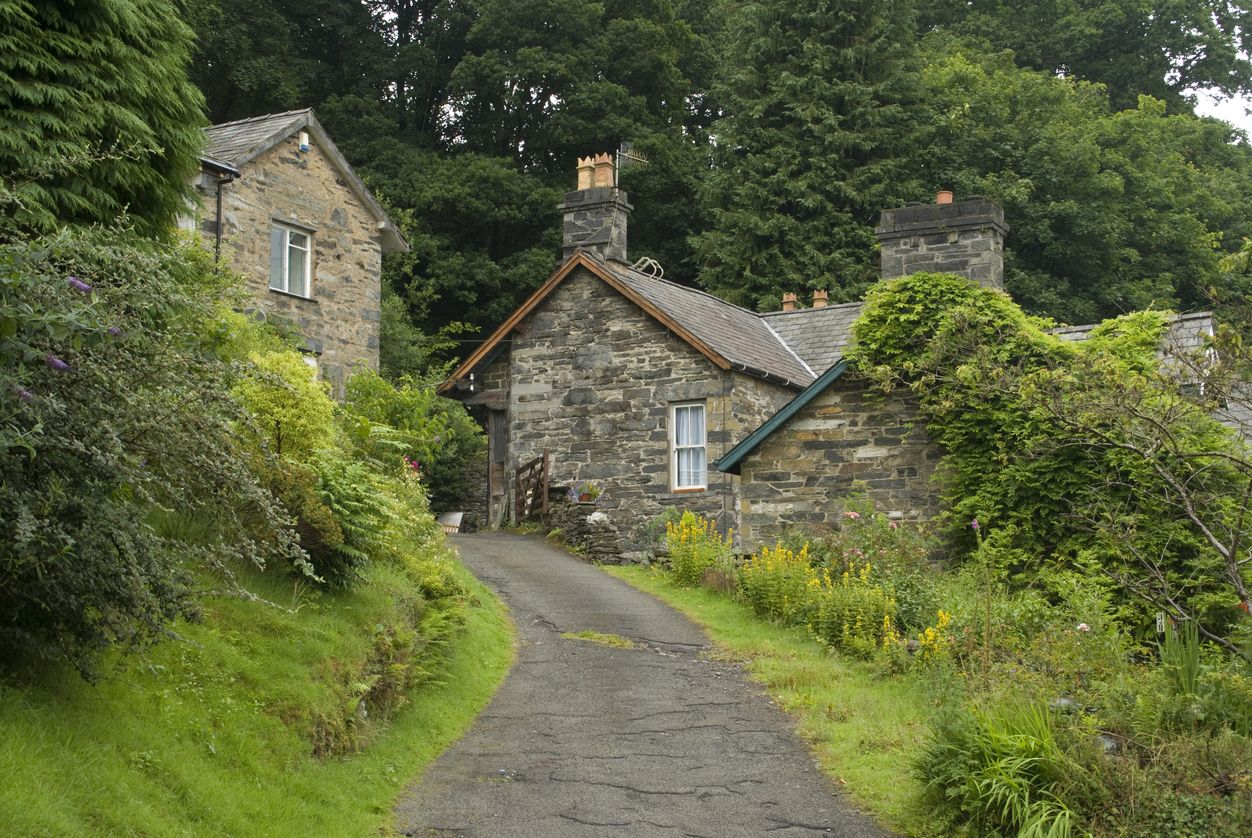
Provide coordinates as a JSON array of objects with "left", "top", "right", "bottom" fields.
[
  {"left": 0, "top": 0, "right": 207, "bottom": 236},
  {"left": 694, "top": 0, "right": 919, "bottom": 311}
]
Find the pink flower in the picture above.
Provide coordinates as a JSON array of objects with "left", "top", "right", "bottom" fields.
[
  {"left": 889, "top": 521, "right": 899, "bottom": 530},
  {"left": 1076, "top": 623, "right": 1091, "bottom": 633},
  {"left": 844, "top": 510, "right": 860, "bottom": 520},
  {"left": 971, "top": 518, "right": 980, "bottom": 532}
]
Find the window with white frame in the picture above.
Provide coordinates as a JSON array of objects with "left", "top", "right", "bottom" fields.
[
  {"left": 269, "top": 224, "right": 312, "bottom": 297},
  {"left": 670, "top": 402, "right": 707, "bottom": 491}
]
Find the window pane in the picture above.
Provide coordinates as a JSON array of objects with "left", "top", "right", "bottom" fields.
[
  {"left": 690, "top": 446, "right": 706, "bottom": 487},
  {"left": 289, "top": 231, "right": 308, "bottom": 250},
  {"left": 287, "top": 243, "right": 306, "bottom": 296},
  {"left": 269, "top": 227, "right": 285, "bottom": 290}
]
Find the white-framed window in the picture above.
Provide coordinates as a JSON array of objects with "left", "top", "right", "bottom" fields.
[
  {"left": 269, "top": 223, "right": 312, "bottom": 297},
  {"left": 670, "top": 402, "right": 707, "bottom": 491}
]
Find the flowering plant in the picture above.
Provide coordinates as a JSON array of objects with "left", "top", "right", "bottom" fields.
[{"left": 568, "top": 481, "right": 603, "bottom": 502}]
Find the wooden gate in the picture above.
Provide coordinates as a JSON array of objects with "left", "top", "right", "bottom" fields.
[{"left": 514, "top": 450, "right": 550, "bottom": 522}]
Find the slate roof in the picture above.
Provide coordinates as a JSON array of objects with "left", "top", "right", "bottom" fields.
[
  {"left": 761, "top": 302, "right": 863, "bottom": 374},
  {"left": 606, "top": 263, "right": 816, "bottom": 386},
  {"left": 203, "top": 109, "right": 313, "bottom": 166},
  {"left": 1049, "top": 311, "right": 1214, "bottom": 355},
  {"left": 201, "top": 109, "right": 407, "bottom": 253}
]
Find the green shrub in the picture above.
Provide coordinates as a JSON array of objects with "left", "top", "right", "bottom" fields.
[
  {"left": 665, "top": 511, "right": 733, "bottom": 587},
  {"left": 0, "top": 228, "right": 303, "bottom": 675},
  {"left": 342, "top": 370, "right": 485, "bottom": 510},
  {"left": 234, "top": 349, "right": 337, "bottom": 460},
  {"left": 809, "top": 562, "right": 898, "bottom": 660}
]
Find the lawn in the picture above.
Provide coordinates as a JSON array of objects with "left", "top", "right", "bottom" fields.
[
  {"left": 0, "top": 559, "right": 513, "bottom": 837},
  {"left": 604, "top": 564, "right": 938, "bottom": 836}
]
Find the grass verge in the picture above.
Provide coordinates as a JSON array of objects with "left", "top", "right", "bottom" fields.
[
  {"left": 604, "top": 564, "right": 936, "bottom": 835},
  {"left": 0, "top": 558, "right": 513, "bottom": 837}
]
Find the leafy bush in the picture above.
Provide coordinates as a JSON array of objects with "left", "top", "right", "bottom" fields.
[
  {"left": 342, "top": 370, "right": 485, "bottom": 509},
  {"left": 851, "top": 272, "right": 1252, "bottom": 650},
  {"left": 666, "top": 511, "right": 733, "bottom": 586},
  {"left": 234, "top": 349, "right": 336, "bottom": 460},
  {"left": 809, "top": 562, "right": 898, "bottom": 660},
  {"left": 306, "top": 452, "right": 392, "bottom": 587},
  {"left": 0, "top": 228, "right": 304, "bottom": 674}
]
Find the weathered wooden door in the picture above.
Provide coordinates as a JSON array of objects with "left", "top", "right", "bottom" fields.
[{"left": 487, "top": 409, "right": 508, "bottom": 528}]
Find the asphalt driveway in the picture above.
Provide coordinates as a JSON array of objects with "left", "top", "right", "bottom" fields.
[{"left": 394, "top": 532, "right": 890, "bottom": 838}]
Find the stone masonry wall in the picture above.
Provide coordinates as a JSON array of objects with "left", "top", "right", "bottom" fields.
[
  {"left": 204, "top": 135, "right": 382, "bottom": 394},
  {"left": 738, "top": 372, "right": 942, "bottom": 549},
  {"left": 506, "top": 267, "right": 793, "bottom": 551},
  {"left": 877, "top": 199, "right": 1007, "bottom": 290}
]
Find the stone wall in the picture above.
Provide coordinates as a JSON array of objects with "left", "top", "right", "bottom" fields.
[
  {"left": 202, "top": 134, "right": 382, "bottom": 393},
  {"left": 737, "top": 372, "right": 942, "bottom": 548},
  {"left": 505, "top": 267, "right": 794, "bottom": 551}
]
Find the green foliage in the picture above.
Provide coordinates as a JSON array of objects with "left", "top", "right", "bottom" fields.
[
  {"left": 911, "top": 43, "right": 1251, "bottom": 323},
  {"left": 0, "top": 0, "right": 206, "bottom": 236},
  {"left": 0, "top": 227, "right": 304, "bottom": 675},
  {"left": 342, "top": 369, "right": 485, "bottom": 510},
  {"left": 916, "top": 702, "right": 1085, "bottom": 837},
  {"left": 233, "top": 349, "right": 336, "bottom": 460},
  {"left": 665, "top": 510, "right": 733, "bottom": 586},
  {"left": 694, "top": 0, "right": 919, "bottom": 310},
  {"left": 851, "top": 272, "right": 1252, "bottom": 644},
  {"left": 305, "top": 452, "right": 392, "bottom": 588},
  {"left": 918, "top": 1, "right": 1252, "bottom": 110}
]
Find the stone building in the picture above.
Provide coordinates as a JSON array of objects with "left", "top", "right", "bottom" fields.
[
  {"left": 441, "top": 159, "right": 1221, "bottom": 552},
  {"left": 195, "top": 109, "right": 407, "bottom": 393}
]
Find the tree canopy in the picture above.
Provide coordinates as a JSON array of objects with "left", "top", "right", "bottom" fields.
[
  {"left": 0, "top": 0, "right": 207, "bottom": 236},
  {"left": 174, "top": 0, "right": 1252, "bottom": 363}
]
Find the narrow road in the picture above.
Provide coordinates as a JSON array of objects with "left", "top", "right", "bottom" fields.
[{"left": 394, "top": 532, "right": 890, "bottom": 838}]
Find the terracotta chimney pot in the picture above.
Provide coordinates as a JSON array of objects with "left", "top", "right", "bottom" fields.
[
  {"left": 936, "top": 189, "right": 954, "bottom": 205},
  {"left": 593, "top": 152, "right": 615, "bottom": 188},
  {"left": 576, "top": 156, "right": 596, "bottom": 190},
  {"left": 812, "top": 289, "right": 828, "bottom": 308},
  {"left": 782, "top": 292, "right": 798, "bottom": 312}
]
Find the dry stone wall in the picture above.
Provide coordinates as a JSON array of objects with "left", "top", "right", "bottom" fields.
[
  {"left": 738, "top": 372, "right": 942, "bottom": 548},
  {"left": 203, "top": 135, "right": 382, "bottom": 393}
]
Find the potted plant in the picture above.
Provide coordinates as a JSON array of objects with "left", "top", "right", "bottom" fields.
[{"left": 569, "top": 481, "right": 603, "bottom": 504}]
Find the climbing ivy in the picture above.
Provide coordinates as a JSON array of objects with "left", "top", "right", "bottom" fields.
[{"left": 849, "top": 273, "right": 1249, "bottom": 640}]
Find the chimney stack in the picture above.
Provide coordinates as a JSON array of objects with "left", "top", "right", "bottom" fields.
[
  {"left": 812, "top": 289, "right": 828, "bottom": 308},
  {"left": 875, "top": 192, "right": 1008, "bottom": 289},
  {"left": 782, "top": 292, "right": 798, "bottom": 312},
  {"left": 559, "top": 153, "right": 632, "bottom": 264}
]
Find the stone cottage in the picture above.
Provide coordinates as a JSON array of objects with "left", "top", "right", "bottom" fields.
[
  {"left": 195, "top": 109, "right": 407, "bottom": 392},
  {"left": 442, "top": 156, "right": 1225, "bottom": 553},
  {"left": 439, "top": 158, "right": 999, "bottom": 545}
]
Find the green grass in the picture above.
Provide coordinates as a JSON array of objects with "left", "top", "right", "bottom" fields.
[
  {"left": 559, "top": 630, "right": 639, "bottom": 649},
  {"left": 0, "top": 558, "right": 514, "bottom": 837},
  {"left": 604, "top": 565, "right": 937, "bottom": 835}
]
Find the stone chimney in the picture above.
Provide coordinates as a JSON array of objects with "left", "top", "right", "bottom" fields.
[
  {"left": 876, "top": 192, "right": 1008, "bottom": 289},
  {"left": 812, "top": 289, "right": 828, "bottom": 308},
  {"left": 559, "top": 153, "right": 632, "bottom": 264},
  {"left": 781, "top": 292, "right": 798, "bottom": 312}
]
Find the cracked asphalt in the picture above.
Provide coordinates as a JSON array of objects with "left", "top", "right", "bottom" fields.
[{"left": 393, "top": 532, "right": 891, "bottom": 838}]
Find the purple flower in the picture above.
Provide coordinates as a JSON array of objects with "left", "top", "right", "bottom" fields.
[
  {"left": 45, "top": 355, "right": 70, "bottom": 372},
  {"left": 67, "top": 276, "right": 92, "bottom": 294},
  {"left": 107, "top": 326, "right": 122, "bottom": 337},
  {"left": 15, "top": 386, "right": 33, "bottom": 402},
  {"left": 971, "top": 518, "right": 980, "bottom": 532}
]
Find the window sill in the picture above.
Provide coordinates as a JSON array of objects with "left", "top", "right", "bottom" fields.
[
  {"left": 269, "top": 287, "right": 317, "bottom": 303},
  {"left": 670, "top": 486, "right": 706, "bottom": 494}
]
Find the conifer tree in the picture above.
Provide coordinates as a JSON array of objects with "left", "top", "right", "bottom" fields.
[
  {"left": 0, "top": 0, "right": 206, "bottom": 236},
  {"left": 694, "top": 0, "right": 919, "bottom": 310}
]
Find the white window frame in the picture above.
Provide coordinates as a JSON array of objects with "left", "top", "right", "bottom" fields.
[
  {"left": 269, "top": 223, "right": 313, "bottom": 298},
  {"left": 669, "top": 402, "right": 707, "bottom": 492}
]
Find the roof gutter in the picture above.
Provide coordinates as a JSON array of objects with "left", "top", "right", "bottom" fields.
[{"left": 728, "top": 361, "right": 807, "bottom": 390}]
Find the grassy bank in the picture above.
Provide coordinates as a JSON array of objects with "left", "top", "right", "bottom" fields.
[
  {"left": 604, "top": 564, "right": 935, "bottom": 835},
  {"left": 0, "top": 558, "right": 513, "bottom": 837}
]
